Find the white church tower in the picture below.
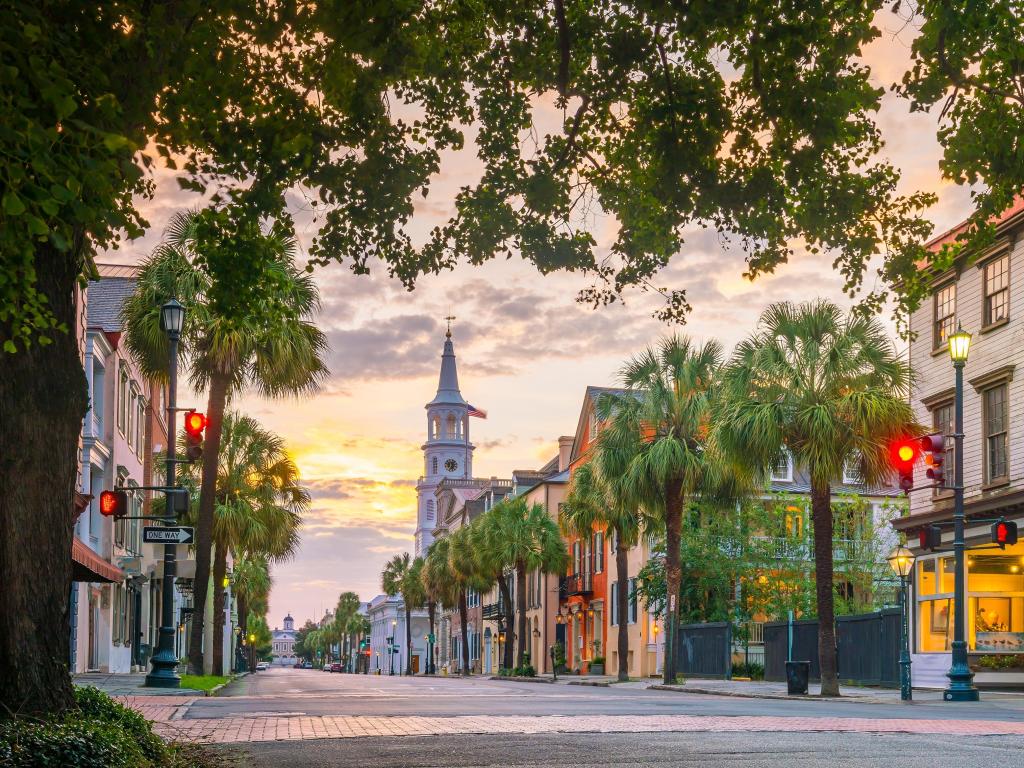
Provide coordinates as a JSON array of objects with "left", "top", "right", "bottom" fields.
[{"left": 414, "top": 324, "right": 474, "bottom": 557}]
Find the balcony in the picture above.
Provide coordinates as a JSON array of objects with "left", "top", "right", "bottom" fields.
[
  {"left": 563, "top": 572, "right": 593, "bottom": 597},
  {"left": 482, "top": 602, "right": 505, "bottom": 621}
]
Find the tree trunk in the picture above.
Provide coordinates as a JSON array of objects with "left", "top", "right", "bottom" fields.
[
  {"left": 497, "top": 576, "right": 515, "bottom": 670},
  {"left": 188, "top": 370, "right": 231, "bottom": 674},
  {"left": 516, "top": 561, "right": 528, "bottom": 668},
  {"left": 615, "top": 540, "right": 630, "bottom": 682},
  {"left": 662, "top": 479, "right": 683, "bottom": 684},
  {"left": 458, "top": 590, "right": 471, "bottom": 675},
  {"left": 0, "top": 245, "right": 88, "bottom": 717},
  {"left": 405, "top": 605, "right": 413, "bottom": 675},
  {"left": 811, "top": 480, "right": 840, "bottom": 696},
  {"left": 211, "top": 540, "right": 228, "bottom": 676},
  {"left": 427, "top": 601, "right": 436, "bottom": 674}
]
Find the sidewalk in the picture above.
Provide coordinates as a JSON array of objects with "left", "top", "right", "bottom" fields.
[
  {"left": 649, "top": 678, "right": 1024, "bottom": 703},
  {"left": 73, "top": 672, "right": 203, "bottom": 697}
]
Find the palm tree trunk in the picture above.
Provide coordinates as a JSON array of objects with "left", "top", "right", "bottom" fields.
[
  {"left": 811, "top": 480, "right": 839, "bottom": 696},
  {"left": 497, "top": 577, "right": 515, "bottom": 670},
  {"left": 615, "top": 540, "right": 630, "bottom": 682},
  {"left": 516, "top": 561, "right": 528, "bottom": 668},
  {"left": 211, "top": 539, "right": 228, "bottom": 675},
  {"left": 662, "top": 479, "right": 683, "bottom": 684},
  {"left": 427, "top": 601, "right": 436, "bottom": 674},
  {"left": 458, "top": 590, "right": 471, "bottom": 675},
  {"left": 0, "top": 243, "right": 87, "bottom": 716},
  {"left": 404, "top": 605, "right": 413, "bottom": 675},
  {"left": 188, "top": 370, "right": 231, "bottom": 675}
]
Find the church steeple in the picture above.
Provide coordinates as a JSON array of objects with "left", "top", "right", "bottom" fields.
[{"left": 429, "top": 331, "right": 467, "bottom": 407}]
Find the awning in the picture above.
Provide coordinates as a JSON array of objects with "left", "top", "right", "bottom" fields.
[{"left": 71, "top": 538, "right": 124, "bottom": 583}]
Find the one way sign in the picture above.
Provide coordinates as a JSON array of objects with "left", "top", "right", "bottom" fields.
[{"left": 143, "top": 526, "right": 194, "bottom": 545}]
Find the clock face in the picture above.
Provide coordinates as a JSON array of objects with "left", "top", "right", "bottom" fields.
[{"left": 444, "top": 458, "right": 458, "bottom": 472}]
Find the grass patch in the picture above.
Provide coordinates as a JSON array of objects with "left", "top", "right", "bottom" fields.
[{"left": 178, "top": 675, "right": 230, "bottom": 692}]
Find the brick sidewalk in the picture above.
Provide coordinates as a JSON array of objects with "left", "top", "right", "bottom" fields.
[{"left": 126, "top": 703, "right": 1024, "bottom": 744}]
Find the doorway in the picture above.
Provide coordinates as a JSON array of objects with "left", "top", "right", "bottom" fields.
[{"left": 484, "top": 628, "right": 492, "bottom": 674}]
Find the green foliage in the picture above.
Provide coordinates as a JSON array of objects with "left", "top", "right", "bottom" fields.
[
  {"left": 732, "top": 661, "right": 765, "bottom": 680},
  {"left": 177, "top": 675, "right": 229, "bottom": 693},
  {"left": 977, "top": 654, "right": 1023, "bottom": 670},
  {"left": 590, "top": 657, "right": 605, "bottom": 666},
  {"left": 73, "top": 685, "right": 166, "bottom": 764},
  {"left": 511, "top": 664, "right": 536, "bottom": 677}
]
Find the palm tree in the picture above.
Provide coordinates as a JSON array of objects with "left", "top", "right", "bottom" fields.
[
  {"left": 334, "top": 591, "right": 361, "bottom": 667},
  {"left": 179, "top": 412, "right": 306, "bottom": 674},
  {"left": 447, "top": 526, "right": 485, "bottom": 675},
  {"left": 122, "top": 209, "right": 328, "bottom": 674},
  {"left": 561, "top": 456, "right": 646, "bottom": 682},
  {"left": 466, "top": 517, "right": 516, "bottom": 670},
  {"left": 233, "top": 554, "right": 271, "bottom": 653},
  {"left": 598, "top": 335, "right": 736, "bottom": 684},
  {"left": 381, "top": 554, "right": 427, "bottom": 675},
  {"left": 478, "top": 497, "right": 568, "bottom": 668},
  {"left": 715, "top": 301, "right": 916, "bottom": 696},
  {"left": 422, "top": 538, "right": 460, "bottom": 675},
  {"left": 346, "top": 614, "right": 370, "bottom": 672}
]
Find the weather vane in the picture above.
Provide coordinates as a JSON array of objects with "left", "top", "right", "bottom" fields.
[{"left": 444, "top": 313, "right": 456, "bottom": 338}]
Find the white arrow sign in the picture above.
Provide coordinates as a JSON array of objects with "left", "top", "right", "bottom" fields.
[{"left": 143, "top": 526, "right": 194, "bottom": 545}]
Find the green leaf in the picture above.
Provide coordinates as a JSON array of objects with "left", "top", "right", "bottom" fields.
[
  {"left": 3, "top": 191, "right": 26, "bottom": 215},
  {"left": 3, "top": 340, "right": 16, "bottom": 354}
]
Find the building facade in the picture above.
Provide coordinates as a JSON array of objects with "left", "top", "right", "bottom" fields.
[
  {"left": 367, "top": 594, "right": 430, "bottom": 675},
  {"left": 894, "top": 201, "right": 1024, "bottom": 689},
  {"left": 271, "top": 614, "right": 298, "bottom": 666}
]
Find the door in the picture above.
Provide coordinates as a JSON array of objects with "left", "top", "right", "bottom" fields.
[
  {"left": 411, "top": 654, "right": 420, "bottom": 674},
  {"left": 88, "top": 591, "right": 99, "bottom": 671},
  {"left": 484, "top": 629, "right": 492, "bottom": 674}
]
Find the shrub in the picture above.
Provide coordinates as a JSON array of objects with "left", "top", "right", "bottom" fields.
[
  {"left": 0, "top": 716, "right": 148, "bottom": 768},
  {"left": 590, "top": 656, "right": 605, "bottom": 666},
  {"left": 977, "top": 654, "right": 1021, "bottom": 670},
  {"left": 512, "top": 665, "right": 536, "bottom": 677},
  {"left": 74, "top": 686, "right": 168, "bottom": 764},
  {"left": 732, "top": 662, "right": 765, "bottom": 680}
]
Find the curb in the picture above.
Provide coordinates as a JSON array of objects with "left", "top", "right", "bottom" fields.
[
  {"left": 488, "top": 675, "right": 555, "bottom": 684},
  {"left": 566, "top": 680, "right": 611, "bottom": 687},
  {"left": 648, "top": 684, "right": 891, "bottom": 703},
  {"left": 209, "top": 672, "right": 248, "bottom": 697}
]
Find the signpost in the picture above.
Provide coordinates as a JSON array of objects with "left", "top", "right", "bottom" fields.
[{"left": 143, "top": 526, "right": 194, "bottom": 545}]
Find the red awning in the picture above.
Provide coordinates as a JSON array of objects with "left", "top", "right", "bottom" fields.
[{"left": 71, "top": 538, "right": 124, "bottom": 583}]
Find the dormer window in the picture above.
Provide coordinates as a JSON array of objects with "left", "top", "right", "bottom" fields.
[{"left": 770, "top": 450, "right": 793, "bottom": 483}]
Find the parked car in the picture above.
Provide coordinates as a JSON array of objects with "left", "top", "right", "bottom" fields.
[
  {"left": 302, "top": 661, "right": 313, "bottom": 669},
  {"left": 255, "top": 661, "right": 269, "bottom": 671},
  {"left": 293, "top": 662, "right": 302, "bottom": 669},
  {"left": 329, "top": 662, "right": 344, "bottom": 673},
  {"left": 322, "top": 664, "right": 331, "bottom": 672}
]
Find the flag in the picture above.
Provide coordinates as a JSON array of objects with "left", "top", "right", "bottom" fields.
[{"left": 467, "top": 404, "right": 487, "bottom": 419}]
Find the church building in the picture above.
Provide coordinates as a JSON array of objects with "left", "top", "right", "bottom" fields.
[
  {"left": 271, "top": 613, "right": 298, "bottom": 666},
  {"left": 414, "top": 325, "right": 485, "bottom": 557}
]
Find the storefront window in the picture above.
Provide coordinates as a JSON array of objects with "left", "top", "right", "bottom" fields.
[
  {"left": 918, "top": 559, "right": 936, "bottom": 595},
  {"left": 919, "top": 599, "right": 951, "bottom": 652}
]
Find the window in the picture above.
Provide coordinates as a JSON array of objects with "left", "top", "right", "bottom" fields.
[
  {"left": 136, "top": 397, "right": 146, "bottom": 458},
  {"left": 933, "top": 283, "right": 956, "bottom": 348},
  {"left": 983, "top": 384, "right": 1009, "bottom": 483},
  {"left": 983, "top": 254, "right": 1009, "bottom": 327},
  {"left": 583, "top": 538, "right": 592, "bottom": 574},
  {"left": 127, "top": 386, "right": 137, "bottom": 449},
  {"left": 573, "top": 541, "right": 581, "bottom": 575},
  {"left": 593, "top": 531, "right": 604, "bottom": 573},
  {"left": 770, "top": 450, "right": 793, "bottom": 482},
  {"left": 431, "top": 457, "right": 438, "bottom": 475},
  {"left": 426, "top": 499, "right": 435, "bottom": 522},
  {"left": 118, "top": 366, "right": 128, "bottom": 433},
  {"left": 842, "top": 454, "right": 863, "bottom": 485},
  {"left": 610, "top": 582, "right": 619, "bottom": 626},
  {"left": 932, "top": 401, "right": 954, "bottom": 490},
  {"left": 628, "top": 578, "right": 638, "bottom": 624}
]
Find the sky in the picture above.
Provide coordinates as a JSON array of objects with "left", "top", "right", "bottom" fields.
[{"left": 102, "top": 12, "right": 976, "bottom": 631}]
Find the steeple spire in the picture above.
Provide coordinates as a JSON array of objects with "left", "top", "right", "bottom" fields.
[{"left": 429, "top": 327, "right": 467, "bottom": 406}]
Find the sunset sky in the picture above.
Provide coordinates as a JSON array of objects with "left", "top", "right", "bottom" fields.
[{"left": 105, "top": 13, "right": 975, "bottom": 631}]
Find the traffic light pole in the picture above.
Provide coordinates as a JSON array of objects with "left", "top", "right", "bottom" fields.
[
  {"left": 944, "top": 358, "right": 979, "bottom": 701},
  {"left": 145, "top": 330, "right": 181, "bottom": 688}
]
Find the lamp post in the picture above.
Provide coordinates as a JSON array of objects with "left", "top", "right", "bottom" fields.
[
  {"left": 145, "top": 299, "right": 185, "bottom": 688},
  {"left": 391, "top": 619, "right": 398, "bottom": 676},
  {"left": 887, "top": 544, "right": 916, "bottom": 701},
  {"left": 944, "top": 324, "right": 980, "bottom": 702},
  {"left": 249, "top": 632, "right": 256, "bottom": 672}
]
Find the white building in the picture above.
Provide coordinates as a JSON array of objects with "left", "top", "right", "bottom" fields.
[
  {"left": 367, "top": 594, "right": 430, "bottom": 675},
  {"left": 414, "top": 328, "right": 481, "bottom": 557},
  {"left": 271, "top": 614, "right": 298, "bottom": 666}
]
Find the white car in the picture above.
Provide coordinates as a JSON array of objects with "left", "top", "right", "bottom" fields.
[{"left": 255, "top": 661, "right": 269, "bottom": 671}]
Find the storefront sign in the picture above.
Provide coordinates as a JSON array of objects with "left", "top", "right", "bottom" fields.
[{"left": 976, "top": 632, "right": 1024, "bottom": 653}]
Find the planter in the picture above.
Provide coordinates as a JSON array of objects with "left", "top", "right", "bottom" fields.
[{"left": 589, "top": 664, "right": 605, "bottom": 675}]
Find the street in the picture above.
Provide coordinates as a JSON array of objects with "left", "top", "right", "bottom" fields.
[{"left": 137, "top": 668, "right": 1024, "bottom": 767}]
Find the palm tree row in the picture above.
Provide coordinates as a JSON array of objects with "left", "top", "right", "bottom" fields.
[
  {"left": 123, "top": 209, "right": 327, "bottom": 675},
  {"left": 422, "top": 300, "right": 914, "bottom": 696}
]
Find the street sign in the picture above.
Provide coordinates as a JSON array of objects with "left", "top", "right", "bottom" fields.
[{"left": 143, "top": 526, "right": 194, "bottom": 544}]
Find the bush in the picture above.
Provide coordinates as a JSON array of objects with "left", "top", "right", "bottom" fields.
[
  {"left": 732, "top": 662, "right": 765, "bottom": 680},
  {"left": 512, "top": 665, "right": 536, "bottom": 677},
  {"left": 0, "top": 716, "right": 148, "bottom": 768},
  {"left": 977, "top": 654, "right": 1022, "bottom": 670},
  {"left": 590, "top": 656, "right": 605, "bottom": 666},
  {"left": 74, "top": 686, "right": 167, "bottom": 764}
]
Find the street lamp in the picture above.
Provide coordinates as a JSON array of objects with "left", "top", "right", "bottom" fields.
[
  {"left": 887, "top": 544, "right": 916, "bottom": 701},
  {"left": 146, "top": 299, "right": 185, "bottom": 688},
  {"left": 249, "top": 632, "right": 256, "bottom": 672},
  {"left": 391, "top": 620, "right": 398, "bottom": 676},
  {"left": 945, "top": 323, "right": 979, "bottom": 702}
]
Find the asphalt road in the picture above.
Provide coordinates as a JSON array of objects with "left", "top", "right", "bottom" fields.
[
  {"left": 221, "top": 731, "right": 1024, "bottom": 768},
  {"left": 190, "top": 667, "right": 1024, "bottom": 723}
]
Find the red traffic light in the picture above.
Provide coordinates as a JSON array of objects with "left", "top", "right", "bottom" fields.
[
  {"left": 890, "top": 438, "right": 920, "bottom": 492},
  {"left": 99, "top": 490, "right": 128, "bottom": 518},
  {"left": 184, "top": 410, "right": 207, "bottom": 436},
  {"left": 992, "top": 519, "right": 1019, "bottom": 548}
]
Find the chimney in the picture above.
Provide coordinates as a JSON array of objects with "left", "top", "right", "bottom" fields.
[{"left": 558, "top": 436, "right": 574, "bottom": 472}]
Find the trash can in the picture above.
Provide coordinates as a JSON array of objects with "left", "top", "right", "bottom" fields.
[{"left": 785, "top": 660, "right": 810, "bottom": 695}]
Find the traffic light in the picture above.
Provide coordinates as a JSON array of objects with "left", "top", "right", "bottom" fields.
[
  {"left": 920, "top": 434, "right": 946, "bottom": 485},
  {"left": 184, "top": 410, "right": 207, "bottom": 461},
  {"left": 992, "top": 519, "right": 1019, "bottom": 549},
  {"left": 890, "top": 438, "right": 921, "bottom": 492},
  {"left": 99, "top": 489, "right": 128, "bottom": 518},
  {"left": 918, "top": 524, "right": 942, "bottom": 551}
]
